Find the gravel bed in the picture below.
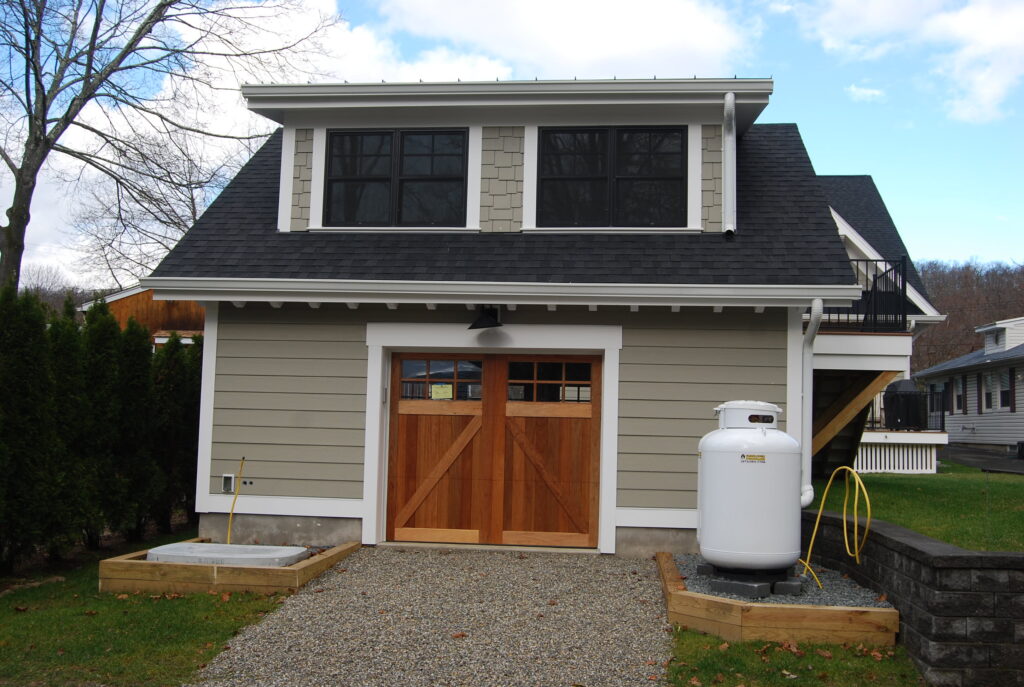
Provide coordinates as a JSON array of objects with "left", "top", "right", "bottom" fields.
[
  {"left": 189, "top": 546, "right": 671, "bottom": 687},
  {"left": 674, "top": 554, "right": 892, "bottom": 608}
]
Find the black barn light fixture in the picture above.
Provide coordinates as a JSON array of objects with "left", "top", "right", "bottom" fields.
[{"left": 468, "top": 305, "right": 502, "bottom": 330}]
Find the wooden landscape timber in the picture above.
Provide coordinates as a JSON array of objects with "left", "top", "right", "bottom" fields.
[
  {"left": 655, "top": 552, "right": 898, "bottom": 645},
  {"left": 99, "top": 539, "right": 359, "bottom": 595}
]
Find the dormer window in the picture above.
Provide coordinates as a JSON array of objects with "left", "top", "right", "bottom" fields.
[
  {"left": 325, "top": 129, "right": 467, "bottom": 227},
  {"left": 537, "top": 127, "right": 686, "bottom": 228}
]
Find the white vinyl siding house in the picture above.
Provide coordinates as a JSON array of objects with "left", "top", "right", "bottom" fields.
[{"left": 916, "top": 316, "right": 1024, "bottom": 451}]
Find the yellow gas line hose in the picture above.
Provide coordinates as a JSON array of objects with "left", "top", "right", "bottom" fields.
[
  {"left": 226, "top": 457, "right": 246, "bottom": 545},
  {"left": 800, "top": 465, "right": 872, "bottom": 589}
]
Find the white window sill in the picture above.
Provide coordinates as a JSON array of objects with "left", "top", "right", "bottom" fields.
[
  {"left": 301, "top": 226, "right": 481, "bottom": 233},
  {"left": 522, "top": 226, "right": 705, "bottom": 234}
]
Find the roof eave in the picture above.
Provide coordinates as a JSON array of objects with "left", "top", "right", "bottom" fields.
[
  {"left": 142, "top": 276, "right": 857, "bottom": 308},
  {"left": 241, "top": 78, "right": 774, "bottom": 131}
]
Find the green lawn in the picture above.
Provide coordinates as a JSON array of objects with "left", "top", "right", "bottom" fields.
[
  {"left": 812, "top": 461, "right": 1024, "bottom": 552},
  {"left": 666, "top": 629, "right": 924, "bottom": 686},
  {"left": 0, "top": 530, "right": 282, "bottom": 687}
]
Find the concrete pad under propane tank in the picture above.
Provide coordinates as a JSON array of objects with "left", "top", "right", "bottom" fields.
[{"left": 697, "top": 401, "right": 801, "bottom": 571}]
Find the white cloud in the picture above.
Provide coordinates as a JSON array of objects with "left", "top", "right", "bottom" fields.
[
  {"left": 845, "top": 84, "right": 885, "bottom": 102},
  {"left": 794, "top": 0, "right": 1024, "bottom": 122},
  {"left": 374, "top": 0, "right": 757, "bottom": 79},
  {"left": 921, "top": 0, "right": 1024, "bottom": 122},
  {"left": 793, "top": 0, "right": 946, "bottom": 60}
]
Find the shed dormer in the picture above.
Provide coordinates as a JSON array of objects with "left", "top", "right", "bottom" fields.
[
  {"left": 976, "top": 316, "right": 1024, "bottom": 354},
  {"left": 240, "top": 79, "right": 772, "bottom": 234}
]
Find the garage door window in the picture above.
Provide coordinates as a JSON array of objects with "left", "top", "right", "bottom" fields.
[
  {"left": 400, "top": 359, "right": 482, "bottom": 400},
  {"left": 507, "top": 361, "right": 591, "bottom": 402}
]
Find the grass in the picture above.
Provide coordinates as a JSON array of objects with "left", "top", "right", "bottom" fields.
[
  {"left": 0, "top": 529, "right": 283, "bottom": 687},
  {"left": 666, "top": 628, "right": 924, "bottom": 686},
  {"left": 812, "top": 461, "right": 1024, "bottom": 552}
]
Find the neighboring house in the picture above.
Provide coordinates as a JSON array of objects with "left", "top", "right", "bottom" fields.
[
  {"left": 81, "top": 284, "right": 204, "bottom": 344},
  {"left": 915, "top": 316, "right": 1024, "bottom": 452},
  {"left": 143, "top": 79, "right": 937, "bottom": 555}
]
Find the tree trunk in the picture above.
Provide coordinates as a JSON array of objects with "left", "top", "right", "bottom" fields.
[{"left": 1, "top": 152, "right": 46, "bottom": 289}]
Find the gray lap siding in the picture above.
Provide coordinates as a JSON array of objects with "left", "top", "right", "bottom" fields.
[{"left": 206, "top": 305, "right": 789, "bottom": 512}]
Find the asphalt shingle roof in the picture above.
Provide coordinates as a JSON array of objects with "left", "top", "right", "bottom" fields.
[
  {"left": 818, "top": 175, "right": 928, "bottom": 298},
  {"left": 151, "top": 124, "right": 854, "bottom": 286},
  {"left": 915, "top": 342, "right": 1024, "bottom": 378}
]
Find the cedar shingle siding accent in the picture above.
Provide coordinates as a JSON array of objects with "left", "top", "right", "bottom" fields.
[
  {"left": 479, "top": 126, "right": 524, "bottom": 232},
  {"left": 701, "top": 125, "right": 723, "bottom": 232},
  {"left": 290, "top": 128, "right": 313, "bottom": 231}
]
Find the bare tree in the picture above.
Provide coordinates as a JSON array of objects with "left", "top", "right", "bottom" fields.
[
  {"left": 913, "top": 260, "right": 1024, "bottom": 372},
  {"left": 0, "top": 0, "right": 335, "bottom": 288},
  {"left": 72, "top": 124, "right": 243, "bottom": 287},
  {"left": 19, "top": 263, "right": 91, "bottom": 311}
]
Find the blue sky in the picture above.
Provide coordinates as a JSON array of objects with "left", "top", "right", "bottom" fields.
[{"left": 13, "top": 0, "right": 1024, "bottom": 283}]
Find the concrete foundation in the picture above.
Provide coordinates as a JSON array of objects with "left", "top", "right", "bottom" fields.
[
  {"left": 198, "top": 513, "right": 361, "bottom": 547},
  {"left": 614, "top": 527, "right": 698, "bottom": 558}
]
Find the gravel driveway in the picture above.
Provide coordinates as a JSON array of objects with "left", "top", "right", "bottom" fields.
[{"left": 190, "top": 546, "right": 671, "bottom": 687}]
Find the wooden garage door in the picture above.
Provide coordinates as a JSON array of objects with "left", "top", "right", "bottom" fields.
[{"left": 386, "top": 354, "right": 600, "bottom": 547}]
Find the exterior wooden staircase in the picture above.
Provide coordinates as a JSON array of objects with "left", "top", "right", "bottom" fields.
[{"left": 811, "top": 370, "right": 899, "bottom": 478}]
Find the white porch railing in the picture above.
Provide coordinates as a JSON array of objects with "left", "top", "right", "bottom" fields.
[{"left": 854, "top": 431, "right": 949, "bottom": 474}]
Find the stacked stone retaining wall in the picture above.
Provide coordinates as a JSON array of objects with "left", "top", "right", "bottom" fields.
[{"left": 801, "top": 511, "right": 1024, "bottom": 687}]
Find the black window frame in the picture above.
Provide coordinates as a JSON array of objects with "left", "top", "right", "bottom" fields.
[
  {"left": 323, "top": 128, "right": 469, "bottom": 228},
  {"left": 536, "top": 125, "right": 687, "bottom": 228}
]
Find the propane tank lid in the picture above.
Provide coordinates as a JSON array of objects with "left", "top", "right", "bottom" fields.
[{"left": 714, "top": 400, "right": 782, "bottom": 429}]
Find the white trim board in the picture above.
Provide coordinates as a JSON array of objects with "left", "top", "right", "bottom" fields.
[
  {"left": 194, "top": 302, "right": 219, "bottom": 515},
  {"left": 363, "top": 322, "right": 623, "bottom": 552},
  {"left": 785, "top": 307, "right": 804, "bottom": 441},
  {"left": 616, "top": 507, "right": 698, "bottom": 529},
  {"left": 276, "top": 127, "right": 296, "bottom": 232},
  {"left": 200, "top": 495, "right": 364, "bottom": 519},
  {"left": 831, "top": 208, "right": 941, "bottom": 318}
]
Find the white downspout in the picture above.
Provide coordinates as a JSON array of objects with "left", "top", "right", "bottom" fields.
[
  {"left": 722, "top": 92, "right": 737, "bottom": 236},
  {"left": 800, "top": 298, "right": 823, "bottom": 507}
]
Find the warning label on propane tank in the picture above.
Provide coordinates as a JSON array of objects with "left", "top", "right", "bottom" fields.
[{"left": 740, "top": 454, "right": 766, "bottom": 463}]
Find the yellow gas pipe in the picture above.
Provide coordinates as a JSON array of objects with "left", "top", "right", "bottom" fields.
[
  {"left": 800, "top": 465, "right": 873, "bottom": 589},
  {"left": 226, "top": 457, "right": 245, "bottom": 545}
]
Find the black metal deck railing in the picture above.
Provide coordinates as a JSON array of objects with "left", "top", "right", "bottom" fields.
[{"left": 822, "top": 256, "right": 908, "bottom": 333}]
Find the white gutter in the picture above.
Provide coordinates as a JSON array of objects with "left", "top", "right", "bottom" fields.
[
  {"left": 722, "top": 92, "right": 737, "bottom": 236},
  {"left": 800, "top": 298, "right": 823, "bottom": 508},
  {"left": 141, "top": 276, "right": 861, "bottom": 308}
]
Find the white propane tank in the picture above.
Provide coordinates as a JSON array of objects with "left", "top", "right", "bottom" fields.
[{"left": 697, "top": 400, "right": 802, "bottom": 571}]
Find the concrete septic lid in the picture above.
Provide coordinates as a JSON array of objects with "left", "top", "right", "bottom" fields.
[{"left": 147, "top": 542, "right": 310, "bottom": 567}]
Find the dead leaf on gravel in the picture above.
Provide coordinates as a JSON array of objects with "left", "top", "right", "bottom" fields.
[
  {"left": 313, "top": 588, "right": 325, "bottom": 593},
  {"left": 451, "top": 632, "right": 467, "bottom": 639},
  {"left": 548, "top": 599, "right": 558, "bottom": 605},
  {"left": 876, "top": 593, "right": 888, "bottom": 602}
]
